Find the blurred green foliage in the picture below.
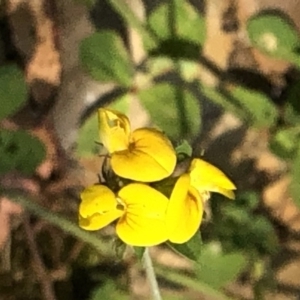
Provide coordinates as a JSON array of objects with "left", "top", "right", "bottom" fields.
[
  {"left": 247, "top": 11, "right": 300, "bottom": 62},
  {"left": 139, "top": 83, "right": 201, "bottom": 140},
  {"left": 0, "top": 65, "right": 46, "bottom": 176},
  {"left": 168, "top": 231, "right": 202, "bottom": 262},
  {"left": 209, "top": 192, "right": 278, "bottom": 256},
  {"left": 80, "top": 31, "right": 134, "bottom": 87},
  {"left": 230, "top": 86, "right": 278, "bottom": 128},
  {"left": 284, "top": 79, "right": 300, "bottom": 125},
  {"left": 148, "top": 0, "right": 206, "bottom": 46},
  {"left": 8, "top": 0, "right": 300, "bottom": 299},
  {"left": 0, "top": 65, "right": 27, "bottom": 120},
  {"left": 77, "top": 113, "right": 99, "bottom": 157},
  {"left": 0, "top": 129, "right": 46, "bottom": 175},
  {"left": 195, "top": 244, "right": 247, "bottom": 289}
]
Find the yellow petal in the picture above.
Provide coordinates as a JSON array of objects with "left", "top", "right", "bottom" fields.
[
  {"left": 189, "top": 158, "right": 236, "bottom": 199},
  {"left": 79, "top": 210, "right": 122, "bottom": 231},
  {"left": 79, "top": 185, "right": 123, "bottom": 231},
  {"left": 213, "top": 187, "right": 235, "bottom": 200},
  {"left": 98, "top": 108, "right": 131, "bottom": 153},
  {"left": 166, "top": 174, "right": 203, "bottom": 244},
  {"left": 116, "top": 183, "right": 169, "bottom": 246},
  {"left": 111, "top": 128, "right": 176, "bottom": 182},
  {"left": 116, "top": 215, "right": 168, "bottom": 246},
  {"left": 79, "top": 185, "right": 116, "bottom": 217}
]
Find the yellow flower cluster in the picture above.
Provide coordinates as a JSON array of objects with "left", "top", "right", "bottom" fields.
[{"left": 79, "top": 109, "right": 236, "bottom": 246}]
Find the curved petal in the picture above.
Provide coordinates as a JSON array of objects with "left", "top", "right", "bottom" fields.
[
  {"left": 79, "top": 185, "right": 117, "bottom": 217},
  {"left": 118, "top": 183, "right": 169, "bottom": 219},
  {"left": 212, "top": 187, "right": 235, "bottom": 200},
  {"left": 98, "top": 108, "right": 130, "bottom": 153},
  {"left": 116, "top": 183, "right": 169, "bottom": 246},
  {"left": 79, "top": 210, "right": 122, "bottom": 231},
  {"left": 166, "top": 174, "right": 203, "bottom": 244},
  {"left": 111, "top": 128, "right": 176, "bottom": 182},
  {"left": 116, "top": 215, "right": 168, "bottom": 246},
  {"left": 189, "top": 158, "right": 236, "bottom": 199},
  {"left": 79, "top": 185, "right": 123, "bottom": 231}
]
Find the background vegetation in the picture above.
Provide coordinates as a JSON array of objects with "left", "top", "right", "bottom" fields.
[{"left": 1, "top": 0, "right": 300, "bottom": 299}]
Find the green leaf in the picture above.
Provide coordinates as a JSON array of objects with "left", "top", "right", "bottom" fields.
[
  {"left": 222, "top": 206, "right": 252, "bottom": 225},
  {"left": 269, "top": 127, "right": 300, "bottom": 159},
  {"left": 139, "top": 83, "right": 201, "bottom": 140},
  {"left": 196, "top": 244, "right": 247, "bottom": 289},
  {"left": 230, "top": 86, "right": 278, "bottom": 128},
  {"left": 290, "top": 145, "right": 300, "bottom": 208},
  {"left": 201, "top": 84, "right": 278, "bottom": 127},
  {"left": 0, "top": 65, "right": 27, "bottom": 121},
  {"left": 168, "top": 232, "right": 202, "bottom": 262},
  {"left": 108, "top": 0, "right": 157, "bottom": 50},
  {"left": 200, "top": 84, "right": 245, "bottom": 119},
  {"left": 108, "top": 92, "right": 131, "bottom": 114},
  {"left": 80, "top": 31, "right": 133, "bottom": 87},
  {"left": 179, "top": 59, "right": 200, "bottom": 82},
  {"left": 0, "top": 129, "right": 46, "bottom": 175},
  {"left": 147, "top": 56, "right": 174, "bottom": 77},
  {"left": 236, "top": 191, "right": 259, "bottom": 210},
  {"left": 175, "top": 140, "right": 193, "bottom": 158},
  {"left": 148, "top": 56, "right": 199, "bottom": 82},
  {"left": 151, "top": 176, "right": 177, "bottom": 199},
  {"left": 148, "top": 0, "right": 206, "bottom": 45},
  {"left": 284, "top": 80, "right": 300, "bottom": 125},
  {"left": 247, "top": 11, "right": 300, "bottom": 59},
  {"left": 76, "top": 113, "right": 99, "bottom": 157},
  {"left": 250, "top": 217, "right": 278, "bottom": 254}
]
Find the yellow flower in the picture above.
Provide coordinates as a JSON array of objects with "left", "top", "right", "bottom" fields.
[
  {"left": 98, "top": 108, "right": 176, "bottom": 182},
  {"left": 79, "top": 184, "right": 169, "bottom": 246},
  {"left": 165, "top": 159, "right": 236, "bottom": 244},
  {"left": 189, "top": 158, "right": 236, "bottom": 200},
  {"left": 166, "top": 174, "right": 203, "bottom": 244}
]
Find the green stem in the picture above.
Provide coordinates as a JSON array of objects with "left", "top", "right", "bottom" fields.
[
  {"left": 155, "top": 266, "right": 231, "bottom": 300},
  {"left": 5, "top": 192, "right": 108, "bottom": 254},
  {"left": 143, "top": 248, "right": 162, "bottom": 300}
]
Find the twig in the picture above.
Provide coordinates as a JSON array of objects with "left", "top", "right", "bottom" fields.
[
  {"left": 23, "top": 215, "right": 57, "bottom": 300},
  {"left": 1, "top": 236, "right": 11, "bottom": 272},
  {"left": 143, "top": 248, "right": 162, "bottom": 300}
]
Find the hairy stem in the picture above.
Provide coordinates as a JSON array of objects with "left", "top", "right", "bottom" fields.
[{"left": 143, "top": 248, "right": 162, "bottom": 300}]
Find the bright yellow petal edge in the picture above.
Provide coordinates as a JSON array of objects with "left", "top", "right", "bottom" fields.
[
  {"left": 166, "top": 174, "right": 203, "bottom": 244},
  {"left": 79, "top": 185, "right": 123, "bottom": 231},
  {"left": 98, "top": 108, "right": 131, "bottom": 153},
  {"left": 78, "top": 183, "right": 170, "bottom": 246},
  {"left": 189, "top": 158, "right": 236, "bottom": 200},
  {"left": 111, "top": 128, "right": 177, "bottom": 182},
  {"left": 116, "top": 183, "right": 169, "bottom": 246}
]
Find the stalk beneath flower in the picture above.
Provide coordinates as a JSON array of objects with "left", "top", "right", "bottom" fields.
[{"left": 143, "top": 248, "right": 162, "bottom": 300}]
